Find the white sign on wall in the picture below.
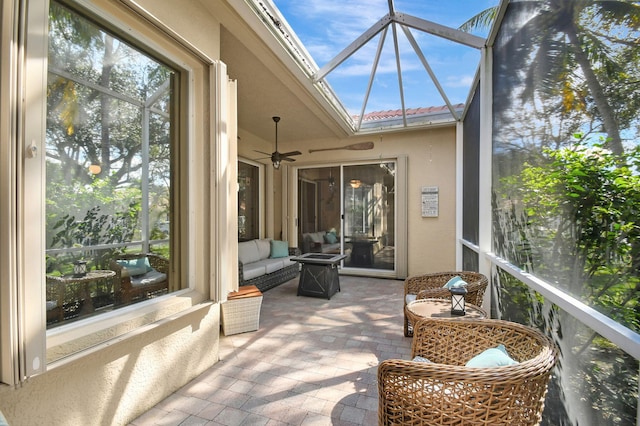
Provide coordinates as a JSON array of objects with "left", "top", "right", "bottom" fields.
[{"left": 421, "top": 186, "right": 439, "bottom": 217}]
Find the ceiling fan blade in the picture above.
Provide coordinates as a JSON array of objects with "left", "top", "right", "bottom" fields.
[
  {"left": 308, "top": 141, "right": 374, "bottom": 153},
  {"left": 282, "top": 157, "right": 296, "bottom": 162},
  {"left": 279, "top": 150, "right": 302, "bottom": 157},
  {"left": 254, "top": 150, "right": 272, "bottom": 156}
]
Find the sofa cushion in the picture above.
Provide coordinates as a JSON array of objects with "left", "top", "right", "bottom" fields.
[
  {"left": 270, "top": 240, "right": 289, "bottom": 258},
  {"left": 255, "top": 238, "right": 272, "bottom": 260},
  {"left": 239, "top": 240, "right": 261, "bottom": 264},
  {"left": 310, "top": 232, "right": 324, "bottom": 243},
  {"left": 324, "top": 232, "right": 338, "bottom": 244},
  {"left": 282, "top": 257, "right": 297, "bottom": 268},
  {"left": 243, "top": 262, "right": 267, "bottom": 280},
  {"left": 260, "top": 259, "right": 286, "bottom": 274}
]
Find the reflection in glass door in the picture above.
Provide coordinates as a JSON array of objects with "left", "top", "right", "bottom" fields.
[
  {"left": 298, "top": 163, "right": 395, "bottom": 272},
  {"left": 343, "top": 163, "right": 395, "bottom": 271}
]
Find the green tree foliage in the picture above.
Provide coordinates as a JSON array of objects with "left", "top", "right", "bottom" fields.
[
  {"left": 45, "top": 1, "right": 172, "bottom": 271},
  {"left": 502, "top": 139, "right": 640, "bottom": 330}
]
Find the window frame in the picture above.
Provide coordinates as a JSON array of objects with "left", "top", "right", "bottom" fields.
[{"left": 237, "top": 158, "right": 264, "bottom": 241}]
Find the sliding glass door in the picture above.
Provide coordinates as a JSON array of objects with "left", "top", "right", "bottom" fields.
[{"left": 298, "top": 162, "right": 395, "bottom": 272}]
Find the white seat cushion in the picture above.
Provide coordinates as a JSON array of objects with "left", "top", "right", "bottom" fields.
[
  {"left": 131, "top": 269, "right": 166, "bottom": 287},
  {"left": 242, "top": 263, "right": 267, "bottom": 280}
]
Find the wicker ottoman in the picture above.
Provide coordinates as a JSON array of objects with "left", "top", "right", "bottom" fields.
[{"left": 221, "top": 285, "right": 263, "bottom": 335}]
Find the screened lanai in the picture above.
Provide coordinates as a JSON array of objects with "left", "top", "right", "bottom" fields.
[
  {"left": 1, "top": 0, "right": 639, "bottom": 425},
  {"left": 233, "top": 1, "right": 640, "bottom": 425}
]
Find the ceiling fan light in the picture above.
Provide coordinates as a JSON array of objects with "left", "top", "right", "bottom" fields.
[{"left": 273, "top": 159, "right": 281, "bottom": 169}]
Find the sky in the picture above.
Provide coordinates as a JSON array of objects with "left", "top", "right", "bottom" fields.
[{"left": 272, "top": 0, "right": 499, "bottom": 115}]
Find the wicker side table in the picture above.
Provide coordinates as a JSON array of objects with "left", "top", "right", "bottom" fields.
[
  {"left": 405, "top": 298, "right": 487, "bottom": 331},
  {"left": 221, "top": 285, "right": 263, "bottom": 335}
]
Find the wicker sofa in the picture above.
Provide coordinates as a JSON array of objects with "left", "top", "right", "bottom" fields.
[
  {"left": 238, "top": 238, "right": 300, "bottom": 292},
  {"left": 378, "top": 318, "right": 558, "bottom": 425},
  {"left": 301, "top": 231, "right": 341, "bottom": 254}
]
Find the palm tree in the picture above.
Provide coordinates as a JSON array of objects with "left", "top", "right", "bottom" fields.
[{"left": 461, "top": 0, "right": 640, "bottom": 156}]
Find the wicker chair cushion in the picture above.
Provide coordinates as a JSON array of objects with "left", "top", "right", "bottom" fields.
[
  {"left": 466, "top": 344, "right": 518, "bottom": 367},
  {"left": 443, "top": 276, "right": 466, "bottom": 288},
  {"left": 130, "top": 269, "right": 166, "bottom": 287},
  {"left": 117, "top": 257, "right": 152, "bottom": 277}
]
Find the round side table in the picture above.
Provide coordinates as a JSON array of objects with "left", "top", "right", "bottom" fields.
[{"left": 405, "top": 298, "right": 487, "bottom": 333}]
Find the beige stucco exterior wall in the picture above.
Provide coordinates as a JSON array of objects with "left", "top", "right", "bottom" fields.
[
  {"left": 275, "top": 125, "right": 458, "bottom": 278},
  {"left": 0, "top": 0, "right": 227, "bottom": 425}
]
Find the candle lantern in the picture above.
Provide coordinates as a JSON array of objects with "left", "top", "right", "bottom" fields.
[
  {"left": 449, "top": 286, "right": 467, "bottom": 316},
  {"left": 73, "top": 260, "right": 87, "bottom": 277}
]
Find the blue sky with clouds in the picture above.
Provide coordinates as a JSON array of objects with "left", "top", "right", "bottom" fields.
[{"left": 273, "top": 0, "right": 498, "bottom": 115}]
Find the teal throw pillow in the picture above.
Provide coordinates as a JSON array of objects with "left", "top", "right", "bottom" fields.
[
  {"left": 465, "top": 344, "right": 518, "bottom": 367},
  {"left": 117, "top": 257, "right": 151, "bottom": 276},
  {"left": 443, "top": 276, "right": 467, "bottom": 289},
  {"left": 324, "top": 232, "right": 338, "bottom": 244},
  {"left": 270, "top": 240, "right": 289, "bottom": 258}
]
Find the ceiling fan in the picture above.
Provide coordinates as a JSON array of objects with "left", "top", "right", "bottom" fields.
[{"left": 254, "top": 116, "right": 301, "bottom": 169}]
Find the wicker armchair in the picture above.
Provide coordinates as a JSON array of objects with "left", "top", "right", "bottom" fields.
[
  {"left": 378, "top": 318, "right": 558, "bottom": 426},
  {"left": 110, "top": 253, "right": 169, "bottom": 304},
  {"left": 404, "top": 271, "right": 488, "bottom": 336}
]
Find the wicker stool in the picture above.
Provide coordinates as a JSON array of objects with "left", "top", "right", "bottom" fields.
[{"left": 221, "top": 285, "right": 263, "bottom": 335}]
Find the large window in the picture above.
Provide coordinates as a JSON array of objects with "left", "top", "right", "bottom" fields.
[
  {"left": 45, "top": 2, "right": 177, "bottom": 329},
  {"left": 238, "top": 161, "right": 260, "bottom": 241}
]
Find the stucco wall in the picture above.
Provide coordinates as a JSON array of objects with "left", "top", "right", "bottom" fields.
[
  {"left": 275, "top": 125, "right": 458, "bottom": 278},
  {"left": 0, "top": 304, "right": 219, "bottom": 426}
]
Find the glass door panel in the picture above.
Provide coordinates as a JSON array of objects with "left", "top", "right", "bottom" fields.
[
  {"left": 343, "top": 163, "right": 395, "bottom": 271},
  {"left": 298, "top": 163, "right": 395, "bottom": 272}
]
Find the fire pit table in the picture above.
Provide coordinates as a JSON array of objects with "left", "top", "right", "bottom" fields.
[{"left": 290, "top": 253, "right": 347, "bottom": 299}]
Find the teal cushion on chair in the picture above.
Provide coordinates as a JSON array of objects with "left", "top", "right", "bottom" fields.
[
  {"left": 465, "top": 344, "right": 518, "bottom": 367},
  {"left": 117, "top": 257, "right": 152, "bottom": 276},
  {"left": 443, "top": 276, "right": 467, "bottom": 289},
  {"left": 270, "top": 240, "right": 289, "bottom": 258}
]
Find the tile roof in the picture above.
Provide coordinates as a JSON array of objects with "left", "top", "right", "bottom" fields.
[{"left": 357, "top": 104, "right": 465, "bottom": 122}]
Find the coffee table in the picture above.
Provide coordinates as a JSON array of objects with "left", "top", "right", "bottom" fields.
[
  {"left": 405, "top": 298, "right": 487, "bottom": 333},
  {"left": 290, "top": 253, "right": 347, "bottom": 299}
]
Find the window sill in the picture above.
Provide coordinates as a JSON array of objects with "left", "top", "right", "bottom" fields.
[{"left": 46, "top": 289, "right": 211, "bottom": 366}]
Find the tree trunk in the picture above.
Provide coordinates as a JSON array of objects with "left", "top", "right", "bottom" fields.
[{"left": 565, "top": 21, "right": 624, "bottom": 156}]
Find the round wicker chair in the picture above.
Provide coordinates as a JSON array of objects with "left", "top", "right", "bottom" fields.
[
  {"left": 403, "top": 271, "right": 488, "bottom": 336},
  {"left": 378, "top": 318, "right": 559, "bottom": 426}
]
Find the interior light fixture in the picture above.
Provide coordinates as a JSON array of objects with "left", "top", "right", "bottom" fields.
[{"left": 349, "top": 179, "right": 361, "bottom": 189}]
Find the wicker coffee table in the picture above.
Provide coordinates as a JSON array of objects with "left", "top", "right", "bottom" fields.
[{"left": 405, "top": 298, "right": 487, "bottom": 331}]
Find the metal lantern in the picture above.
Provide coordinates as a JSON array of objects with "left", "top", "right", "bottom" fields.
[
  {"left": 450, "top": 286, "right": 467, "bottom": 316},
  {"left": 73, "top": 260, "right": 87, "bottom": 277}
]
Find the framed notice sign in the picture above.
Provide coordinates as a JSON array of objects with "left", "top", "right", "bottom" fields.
[{"left": 421, "top": 186, "right": 439, "bottom": 217}]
